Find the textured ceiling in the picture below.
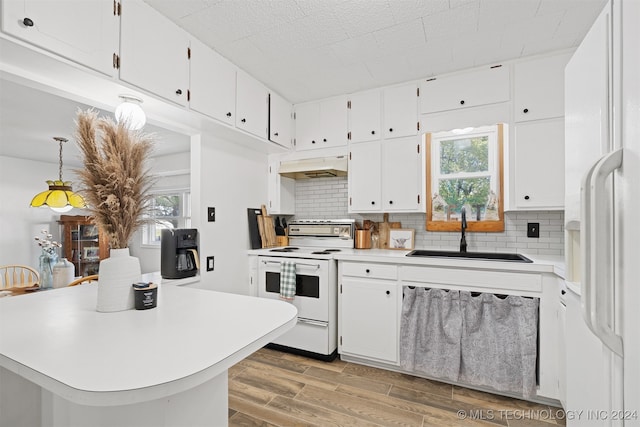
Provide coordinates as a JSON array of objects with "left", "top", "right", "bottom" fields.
[{"left": 145, "top": 0, "right": 607, "bottom": 104}]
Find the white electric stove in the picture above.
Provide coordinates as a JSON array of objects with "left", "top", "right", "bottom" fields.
[{"left": 253, "top": 219, "right": 355, "bottom": 360}]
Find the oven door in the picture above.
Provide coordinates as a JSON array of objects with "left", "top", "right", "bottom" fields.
[{"left": 257, "top": 256, "right": 328, "bottom": 322}]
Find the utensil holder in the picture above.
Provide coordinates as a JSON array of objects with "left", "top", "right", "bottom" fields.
[{"left": 355, "top": 230, "right": 372, "bottom": 249}]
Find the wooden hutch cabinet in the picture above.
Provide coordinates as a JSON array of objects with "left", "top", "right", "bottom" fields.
[{"left": 58, "top": 215, "right": 110, "bottom": 277}]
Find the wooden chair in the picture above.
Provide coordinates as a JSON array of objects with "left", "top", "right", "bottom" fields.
[
  {"left": 0, "top": 265, "right": 40, "bottom": 290},
  {"left": 67, "top": 274, "right": 98, "bottom": 287}
]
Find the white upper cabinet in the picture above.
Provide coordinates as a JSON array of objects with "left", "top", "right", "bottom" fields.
[
  {"left": 512, "top": 118, "right": 565, "bottom": 209},
  {"left": 1, "top": 0, "right": 119, "bottom": 76},
  {"left": 348, "top": 141, "right": 382, "bottom": 211},
  {"left": 119, "top": 0, "right": 189, "bottom": 106},
  {"left": 189, "top": 37, "right": 236, "bottom": 126},
  {"left": 268, "top": 161, "right": 295, "bottom": 215},
  {"left": 295, "top": 97, "right": 348, "bottom": 150},
  {"left": 514, "top": 53, "right": 571, "bottom": 122},
  {"left": 349, "top": 137, "right": 424, "bottom": 213},
  {"left": 381, "top": 138, "right": 423, "bottom": 211},
  {"left": 269, "top": 92, "right": 293, "bottom": 148},
  {"left": 383, "top": 83, "right": 418, "bottom": 139},
  {"left": 348, "top": 90, "right": 381, "bottom": 144},
  {"left": 420, "top": 66, "right": 510, "bottom": 114},
  {"left": 236, "top": 70, "right": 269, "bottom": 139}
]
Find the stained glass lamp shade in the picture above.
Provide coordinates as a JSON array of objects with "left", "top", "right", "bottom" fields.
[{"left": 30, "top": 137, "right": 87, "bottom": 212}]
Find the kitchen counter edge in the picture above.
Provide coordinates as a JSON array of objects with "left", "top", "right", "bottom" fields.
[{"left": 333, "top": 249, "right": 566, "bottom": 279}]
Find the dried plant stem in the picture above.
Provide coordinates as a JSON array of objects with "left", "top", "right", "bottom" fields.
[{"left": 74, "top": 109, "right": 155, "bottom": 249}]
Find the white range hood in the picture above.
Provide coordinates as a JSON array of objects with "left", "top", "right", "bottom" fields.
[{"left": 278, "top": 156, "right": 348, "bottom": 179}]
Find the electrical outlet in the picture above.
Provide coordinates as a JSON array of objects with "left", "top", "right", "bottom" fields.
[
  {"left": 527, "top": 222, "right": 540, "bottom": 238},
  {"left": 208, "top": 207, "right": 215, "bottom": 222},
  {"left": 206, "top": 256, "right": 214, "bottom": 271}
]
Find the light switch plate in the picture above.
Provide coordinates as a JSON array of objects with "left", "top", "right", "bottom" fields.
[
  {"left": 527, "top": 222, "right": 540, "bottom": 238},
  {"left": 208, "top": 207, "right": 215, "bottom": 222},
  {"left": 206, "top": 256, "right": 214, "bottom": 271}
]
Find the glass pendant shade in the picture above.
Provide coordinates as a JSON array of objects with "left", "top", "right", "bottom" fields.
[
  {"left": 30, "top": 137, "right": 87, "bottom": 212},
  {"left": 115, "top": 95, "right": 146, "bottom": 130}
]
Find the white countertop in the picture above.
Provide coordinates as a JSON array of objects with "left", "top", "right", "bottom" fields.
[
  {"left": 333, "top": 249, "right": 566, "bottom": 278},
  {"left": 0, "top": 283, "right": 297, "bottom": 406}
]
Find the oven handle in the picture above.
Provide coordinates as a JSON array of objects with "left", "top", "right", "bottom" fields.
[
  {"left": 296, "top": 318, "right": 328, "bottom": 328},
  {"left": 261, "top": 260, "right": 321, "bottom": 269}
]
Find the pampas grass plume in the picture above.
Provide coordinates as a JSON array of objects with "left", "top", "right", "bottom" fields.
[{"left": 74, "top": 109, "right": 155, "bottom": 249}]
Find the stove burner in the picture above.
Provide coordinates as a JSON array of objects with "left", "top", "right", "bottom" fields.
[
  {"left": 324, "top": 249, "right": 341, "bottom": 252},
  {"left": 311, "top": 251, "right": 332, "bottom": 255},
  {"left": 270, "top": 246, "right": 299, "bottom": 253}
]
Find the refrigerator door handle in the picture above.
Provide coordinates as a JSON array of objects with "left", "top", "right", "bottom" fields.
[
  {"left": 580, "top": 158, "right": 599, "bottom": 336},
  {"left": 590, "top": 148, "right": 624, "bottom": 356}
]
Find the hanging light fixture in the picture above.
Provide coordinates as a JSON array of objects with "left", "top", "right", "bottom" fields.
[
  {"left": 114, "top": 94, "right": 146, "bottom": 130},
  {"left": 30, "top": 137, "right": 87, "bottom": 213}
]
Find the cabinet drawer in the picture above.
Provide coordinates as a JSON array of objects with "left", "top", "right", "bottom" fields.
[
  {"left": 341, "top": 262, "right": 397, "bottom": 280},
  {"left": 420, "top": 66, "right": 510, "bottom": 114},
  {"left": 400, "top": 266, "right": 541, "bottom": 293}
]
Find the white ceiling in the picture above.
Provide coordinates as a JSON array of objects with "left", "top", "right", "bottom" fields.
[
  {"left": 0, "top": 79, "right": 191, "bottom": 168},
  {"left": 145, "top": 0, "right": 607, "bottom": 104}
]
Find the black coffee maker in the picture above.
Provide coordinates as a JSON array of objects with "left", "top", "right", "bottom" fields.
[{"left": 161, "top": 228, "right": 200, "bottom": 279}]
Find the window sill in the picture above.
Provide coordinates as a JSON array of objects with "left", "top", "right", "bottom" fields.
[{"left": 426, "top": 220, "right": 504, "bottom": 232}]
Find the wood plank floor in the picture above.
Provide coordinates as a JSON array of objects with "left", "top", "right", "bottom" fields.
[{"left": 228, "top": 348, "right": 565, "bottom": 427}]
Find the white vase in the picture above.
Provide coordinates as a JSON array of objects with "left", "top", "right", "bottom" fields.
[
  {"left": 96, "top": 248, "right": 140, "bottom": 312},
  {"left": 53, "top": 258, "right": 75, "bottom": 289}
]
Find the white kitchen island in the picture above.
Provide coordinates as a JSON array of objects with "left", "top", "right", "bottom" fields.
[{"left": 0, "top": 283, "right": 297, "bottom": 427}]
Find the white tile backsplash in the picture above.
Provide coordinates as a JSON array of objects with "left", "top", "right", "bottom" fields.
[{"left": 294, "top": 176, "right": 564, "bottom": 255}]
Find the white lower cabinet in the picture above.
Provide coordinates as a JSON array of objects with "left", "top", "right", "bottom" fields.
[
  {"left": 339, "top": 262, "right": 399, "bottom": 364},
  {"left": 338, "top": 260, "right": 560, "bottom": 402}
]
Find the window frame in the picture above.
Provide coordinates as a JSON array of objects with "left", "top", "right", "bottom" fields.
[
  {"left": 141, "top": 189, "right": 192, "bottom": 247},
  {"left": 425, "top": 123, "right": 505, "bottom": 232}
]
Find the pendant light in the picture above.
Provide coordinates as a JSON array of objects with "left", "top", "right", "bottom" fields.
[
  {"left": 30, "top": 137, "right": 87, "bottom": 213},
  {"left": 115, "top": 94, "right": 146, "bottom": 130}
]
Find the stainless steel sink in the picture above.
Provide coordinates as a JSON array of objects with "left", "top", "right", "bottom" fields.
[{"left": 405, "top": 250, "right": 533, "bottom": 263}]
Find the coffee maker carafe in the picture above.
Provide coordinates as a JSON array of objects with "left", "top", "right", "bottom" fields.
[{"left": 161, "top": 229, "right": 200, "bottom": 279}]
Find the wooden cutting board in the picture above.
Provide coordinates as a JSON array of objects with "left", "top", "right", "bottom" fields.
[
  {"left": 260, "top": 205, "right": 278, "bottom": 248},
  {"left": 378, "top": 213, "right": 401, "bottom": 249}
]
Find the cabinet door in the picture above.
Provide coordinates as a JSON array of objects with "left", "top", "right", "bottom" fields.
[
  {"left": 1, "top": 0, "right": 118, "bottom": 76},
  {"left": 513, "top": 118, "right": 565, "bottom": 209},
  {"left": 268, "top": 161, "right": 295, "bottom": 215},
  {"left": 340, "top": 277, "right": 398, "bottom": 363},
  {"left": 383, "top": 83, "right": 418, "bottom": 139},
  {"left": 382, "top": 137, "right": 423, "bottom": 211},
  {"left": 294, "top": 101, "right": 320, "bottom": 150},
  {"left": 348, "top": 90, "right": 381, "bottom": 143},
  {"left": 120, "top": 0, "right": 189, "bottom": 106},
  {"left": 269, "top": 92, "right": 292, "bottom": 148},
  {"left": 348, "top": 142, "right": 381, "bottom": 212},
  {"left": 189, "top": 38, "right": 236, "bottom": 126},
  {"left": 236, "top": 70, "right": 268, "bottom": 139},
  {"left": 514, "top": 53, "right": 571, "bottom": 122},
  {"left": 420, "top": 66, "right": 510, "bottom": 114},
  {"left": 320, "top": 97, "right": 349, "bottom": 148}
]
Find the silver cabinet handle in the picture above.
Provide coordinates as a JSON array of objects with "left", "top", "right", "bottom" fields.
[{"left": 296, "top": 318, "right": 328, "bottom": 327}]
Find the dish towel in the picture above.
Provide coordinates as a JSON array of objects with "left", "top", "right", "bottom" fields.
[{"left": 279, "top": 261, "right": 296, "bottom": 300}]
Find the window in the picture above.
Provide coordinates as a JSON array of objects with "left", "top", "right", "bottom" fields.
[
  {"left": 426, "top": 124, "right": 505, "bottom": 232},
  {"left": 141, "top": 190, "right": 191, "bottom": 245}
]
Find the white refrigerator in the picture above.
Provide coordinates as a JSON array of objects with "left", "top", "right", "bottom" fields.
[{"left": 564, "top": 0, "right": 640, "bottom": 425}]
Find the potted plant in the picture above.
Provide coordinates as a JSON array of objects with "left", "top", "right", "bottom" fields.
[{"left": 74, "top": 109, "right": 155, "bottom": 312}]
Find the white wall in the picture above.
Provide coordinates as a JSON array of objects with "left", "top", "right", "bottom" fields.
[
  {"left": 191, "top": 134, "right": 268, "bottom": 295},
  {"left": 0, "top": 156, "right": 83, "bottom": 267}
]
